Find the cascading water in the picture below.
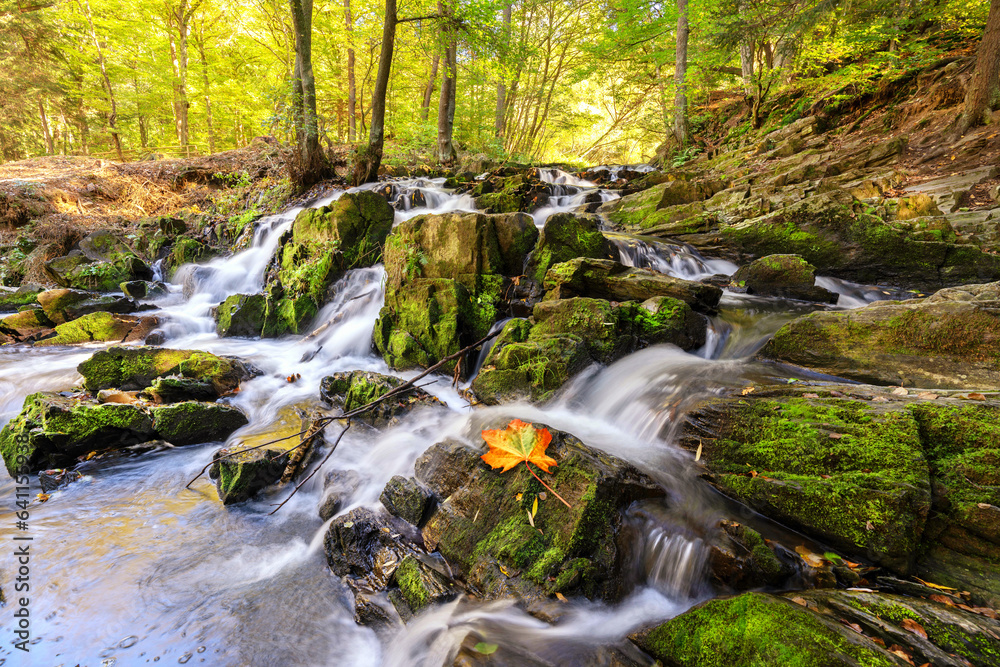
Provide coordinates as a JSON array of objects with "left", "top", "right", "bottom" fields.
[
  {"left": 531, "top": 168, "right": 619, "bottom": 227},
  {"left": 0, "top": 175, "right": 913, "bottom": 666}
]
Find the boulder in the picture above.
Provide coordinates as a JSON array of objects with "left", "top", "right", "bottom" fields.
[
  {"left": 731, "top": 254, "right": 838, "bottom": 303},
  {"left": 760, "top": 281, "right": 1000, "bottom": 389},
  {"left": 542, "top": 258, "right": 722, "bottom": 313},
  {"left": 379, "top": 475, "right": 434, "bottom": 527},
  {"left": 680, "top": 389, "right": 931, "bottom": 573},
  {"left": 633, "top": 592, "right": 909, "bottom": 667},
  {"left": 324, "top": 507, "right": 407, "bottom": 588},
  {"left": 33, "top": 312, "right": 157, "bottom": 347},
  {"left": 262, "top": 191, "right": 395, "bottom": 335},
  {"left": 45, "top": 249, "right": 152, "bottom": 292},
  {"left": 77, "top": 346, "right": 252, "bottom": 394},
  {"left": 415, "top": 423, "right": 664, "bottom": 602},
  {"left": 319, "top": 370, "right": 442, "bottom": 427},
  {"left": 120, "top": 280, "right": 168, "bottom": 300},
  {"left": 319, "top": 469, "right": 363, "bottom": 520},
  {"left": 0, "top": 308, "right": 54, "bottom": 339},
  {"left": 215, "top": 293, "right": 268, "bottom": 338},
  {"left": 0, "top": 288, "right": 40, "bottom": 312},
  {"left": 37, "top": 288, "right": 96, "bottom": 324},
  {"left": 526, "top": 213, "right": 615, "bottom": 283},
  {"left": 141, "top": 375, "right": 218, "bottom": 403},
  {"left": 0, "top": 392, "right": 246, "bottom": 474}
]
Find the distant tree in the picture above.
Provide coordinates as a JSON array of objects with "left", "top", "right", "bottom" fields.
[
  {"left": 674, "top": 0, "right": 691, "bottom": 145},
  {"left": 955, "top": 0, "right": 1000, "bottom": 136},
  {"left": 289, "top": 0, "right": 326, "bottom": 185}
]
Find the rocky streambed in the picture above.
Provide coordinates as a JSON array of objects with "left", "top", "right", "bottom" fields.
[{"left": 0, "top": 166, "right": 998, "bottom": 666}]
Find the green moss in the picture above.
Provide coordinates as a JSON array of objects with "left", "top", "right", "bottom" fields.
[
  {"left": 529, "top": 214, "right": 611, "bottom": 283},
  {"left": 395, "top": 556, "right": 430, "bottom": 610},
  {"left": 34, "top": 311, "right": 135, "bottom": 346},
  {"left": 640, "top": 593, "right": 897, "bottom": 667},
  {"left": 0, "top": 290, "right": 40, "bottom": 311},
  {"left": 374, "top": 279, "right": 472, "bottom": 371},
  {"left": 150, "top": 401, "right": 248, "bottom": 446}
]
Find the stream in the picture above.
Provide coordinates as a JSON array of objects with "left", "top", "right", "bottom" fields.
[{"left": 0, "top": 170, "right": 901, "bottom": 666}]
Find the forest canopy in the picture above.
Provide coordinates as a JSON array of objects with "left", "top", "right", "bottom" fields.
[{"left": 0, "top": 0, "right": 991, "bottom": 165}]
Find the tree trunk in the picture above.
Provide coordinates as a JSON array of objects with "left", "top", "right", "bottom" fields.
[
  {"left": 956, "top": 0, "right": 1000, "bottom": 136},
  {"left": 83, "top": 0, "right": 123, "bottom": 160},
  {"left": 352, "top": 0, "right": 396, "bottom": 185},
  {"left": 39, "top": 100, "right": 54, "bottom": 154},
  {"left": 344, "top": 0, "right": 357, "bottom": 141},
  {"left": 421, "top": 53, "right": 440, "bottom": 121},
  {"left": 436, "top": 0, "right": 457, "bottom": 164},
  {"left": 494, "top": 3, "right": 511, "bottom": 140},
  {"left": 196, "top": 28, "right": 216, "bottom": 153},
  {"left": 290, "top": 0, "right": 325, "bottom": 185},
  {"left": 673, "top": 0, "right": 691, "bottom": 146}
]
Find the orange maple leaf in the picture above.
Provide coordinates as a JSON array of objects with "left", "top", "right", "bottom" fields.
[
  {"left": 481, "top": 419, "right": 570, "bottom": 508},
  {"left": 481, "top": 419, "right": 557, "bottom": 473}
]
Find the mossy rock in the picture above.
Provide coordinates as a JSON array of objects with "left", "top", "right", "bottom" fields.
[
  {"left": 373, "top": 278, "right": 474, "bottom": 372},
  {"left": 210, "top": 443, "right": 290, "bottom": 505},
  {"left": 0, "top": 289, "right": 40, "bottom": 312},
  {"left": 77, "top": 346, "right": 251, "bottom": 394},
  {"left": 120, "top": 280, "right": 167, "bottom": 300},
  {"left": 0, "top": 308, "right": 53, "bottom": 337},
  {"left": 36, "top": 288, "right": 94, "bottom": 324},
  {"left": 526, "top": 213, "right": 614, "bottom": 283},
  {"left": 681, "top": 392, "right": 931, "bottom": 573},
  {"left": 760, "top": 281, "right": 1000, "bottom": 389},
  {"left": 731, "top": 254, "right": 838, "bottom": 303},
  {"left": 392, "top": 555, "right": 456, "bottom": 613},
  {"left": 292, "top": 190, "right": 394, "bottom": 269},
  {"left": 380, "top": 475, "right": 433, "bottom": 527},
  {"left": 142, "top": 375, "right": 218, "bottom": 403},
  {"left": 45, "top": 252, "right": 152, "bottom": 292},
  {"left": 633, "top": 592, "right": 904, "bottom": 667},
  {"left": 0, "top": 392, "right": 154, "bottom": 475},
  {"left": 34, "top": 312, "right": 154, "bottom": 347},
  {"left": 319, "top": 370, "right": 442, "bottom": 427},
  {"left": 416, "top": 424, "right": 663, "bottom": 602},
  {"left": 215, "top": 293, "right": 268, "bottom": 338},
  {"left": 150, "top": 401, "right": 248, "bottom": 446},
  {"left": 543, "top": 257, "right": 722, "bottom": 313}
]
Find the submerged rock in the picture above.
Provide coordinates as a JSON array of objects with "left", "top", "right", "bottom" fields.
[
  {"left": 760, "top": 281, "right": 1000, "bottom": 389},
  {"left": 731, "top": 254, "right": 838, "bottom": 303},
  {"left": 319, "top": 370, "right": 442, "bottom": 427}
]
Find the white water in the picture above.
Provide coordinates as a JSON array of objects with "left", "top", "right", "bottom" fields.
[
  {"left": 0, "top": 175, "right": 906, "bottom": 666},
  {"left": 531, "top": 168, "right": 620, "bottom": 227}
]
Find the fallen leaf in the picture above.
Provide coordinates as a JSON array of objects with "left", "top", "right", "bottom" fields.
[
  {"left": 967, "top": 392, "right": 987, "bottom": 401},
  {"left": 917, "top": 392, "right": 938, "bottom": 400},
  {"left": 824, "top": 552, "right": 843, "bottom": 563},
  {"left": 978, "top": 503, "right": 994, "bottom": 509},
  {"left": 473, "top": 642, "right": 499, "bottom": 655},
  {"left": 538, "top": 492, "right": 547, "bottom": 500},
  {"left": 929, "top": 594, "right": 955, "bottom": 606},
  {"left": 840, "top": 621, "right": 863, "bottom": 633},
  {"left": 803, "top": 393, "right": 820, "bottom": 399},
  {"left": 872, "top": 396, "right": 889, "bottom": 402},
  {"left": 790, "top": 596, "right": 807, "bottom": 606},
  {"left": 527, "top": 509, "right": 535, "bottom": 528},
  {"left": 913, "top": 576, "right": 957, "bottom": 591},
  {"left": 749, "top": 470, "right": 758, "bottom": 478},
  {"left": 482, "top": 420, "right": 557, "bottom": 473},
  {"left": 829, "top": 433, "right": 843, "bottom": 439},
  {"left": 872, "top": 637, "right": 886, "bottom": 647},
  {"left": 531, "top": 497, "right": 538, "bottom": 518},
  {"left": 973, "top": 607, "right": 999, "bottom": 619},
  {"left": 892, "top": 388, "right": 908, "bottom": 396},
  {"left": 866, "top": 521, "right": 875, "bottom": 531},
  {"left": 901, "top": 618, "right": 928, "bottom": 639},
  {"left": 555, "top": 592, "right": 568, "bottom": 602},
  {"left": 742, "top": 386, "right": 756, "bottom": 395},
  {"left": 795, "top": 545, "right": 826, "bottom": 568},
  {"left": 888, "top": 646, "right": 915, "bottom": 665},
  {"left": 516, "top": 493, "right": 523, "bottom": 501},
  {"left": 695, "top": 442, "right": 703, "bottom": 462},
  {"left": 36, "top": 492, "right": 50, "bottom": 502}
]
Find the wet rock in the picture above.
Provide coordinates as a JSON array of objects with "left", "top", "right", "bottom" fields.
[
  {"left": 0, "top": 308, "right": 54, "bottom": 339},
  {"left": 77, "top": 346, "right": 252, "bottom": 393},
  {"left": 415, "top": 424, "right": 664, "bottom": 603},
  {"left": 38, "top": 468, "right": 84, "bottom": 492},
  {"left": 542, "top": 258, "right": 722, "bottom": 313},
  {"left": 320, "top": 469, "right": 363, "bottom": 520},
  {"left": 680, "top": 389, "right": 931, "bottom": 573},
  {"left": 730, "top": 254, "right": 838, "bottom": 303},
  {"left": 759, "top": 281, "right": 1000, "bottom": 389},
  {"left": 263, "top": 190, "right": 394, "bottom": 336},
  {"left": 632, "top": 591, "right": 908, "bottom": 667},
  {"left": 352, "top": 590, "right": 403, "bottom": 631},
  {"left": 392, "top": 554, "right": 457, "bottom": 613},
  {"left": 150, "top": 401, "right": 248, "bottom": 446},
  {"left": 215, "top": 293, "right": 268, "bottom": 338},
  {"left": 34, "top": 312, "right": 157, "bottom": 346},
  {"left": 708, "top": 520, "right": 798, "bottom": 591},
  {"left": 120, "top": 280, "right": 168, "bottom": 300},
  {"left": 141, "top": 375, "right": 218, "bottom": 403},
  {"left": 324, "top": 507, "right": 407, "bottom": 588},
  {"left": 380, "top": 475, "right": 434, "bottom": 527},
  {"left": 320, "top": 370, "right": 442, "bottom": 427},
  {"left": 373, "top": 278, "right": 473, "bottom": 373},
  {"left": 37, "top": 288, "right": 96, "bottom": 324},
  {"left": 0, "top": 393, "right": 155, "bottom": 474},
  {"left": 0, "top": 288, "right": 40, "bottom": 312},
  {"left": 210, "top": 443, "right": 290, "bottom": 505},
  {"left": 525, "top": 213, "right": 615, "bottom": 283},
  {"left": 45, "top": 249, "right": 152, "bottom": 292}
]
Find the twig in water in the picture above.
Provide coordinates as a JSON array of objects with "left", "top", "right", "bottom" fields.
[{"left": 269, "top": 422, "right": 351, "bottom": 515}]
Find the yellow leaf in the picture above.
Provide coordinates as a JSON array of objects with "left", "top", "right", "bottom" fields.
[
  {"left": 913, "top": 576, "right": 957, "bottom": 591},
  {"left": 695, "top": 442, "right": 702, "bottom": 462},
  {"left": 555, "top": 592, "right": 568, "bottom": 602},
  {"left": 532, "top": 497, "right": 538, "bottom": 517},
  {"left": 741, "top": 386, "right": 755, "bottom": 395},
  {"left": 795, "top": 545, "right": 826, "bottom": 568},
  {"left": 36, "top": 492, "right": 50, "bottom": 502}
]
